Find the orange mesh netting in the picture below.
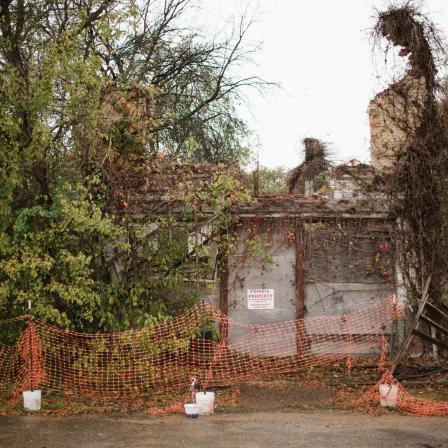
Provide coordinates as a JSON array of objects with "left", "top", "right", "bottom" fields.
[
  {"left": 0, "top": 296, "right": 447, "bottom": 415},
  {"left": 357, "top": 370, "right": 448, "bottom": 416}
]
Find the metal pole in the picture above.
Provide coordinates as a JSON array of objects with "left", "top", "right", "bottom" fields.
[{"left": 28, "top": 301, "right": 33, "bottom": 392}]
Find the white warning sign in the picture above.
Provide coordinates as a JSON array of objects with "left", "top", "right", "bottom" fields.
[{"left": 247, "top": 289, "right": 275, "bottom": 310}]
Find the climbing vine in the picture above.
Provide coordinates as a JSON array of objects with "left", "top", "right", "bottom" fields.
[{"left": 372, "top": 4, "right": 448, "bottom": 306}]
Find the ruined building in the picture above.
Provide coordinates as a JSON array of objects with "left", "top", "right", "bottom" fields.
[
  {"left": 105, "top": 7, "right": 445, "bottom": 358},
  {"left": 107, "top": 83, "right": 407, "bottom": 358},
  {"left": 225, "top": 150, "right": 395, "bottom": 356},
  {"left": 219, "top": 7, "right": 445, "bottom": 357}
]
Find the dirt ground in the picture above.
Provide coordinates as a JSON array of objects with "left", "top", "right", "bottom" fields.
[
  {"left": 1, "top": 411, "right": 448, "bottom": 448},
  {"left": 2, "top": 361, "right": 448, "bottom": 416},
  {"left": 238, "top": 382, "right": 335, "bottom": 410}
]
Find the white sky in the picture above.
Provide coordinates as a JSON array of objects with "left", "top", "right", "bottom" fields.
[{"left": 200, "top": 0, "right": 448, "bottom": 169}]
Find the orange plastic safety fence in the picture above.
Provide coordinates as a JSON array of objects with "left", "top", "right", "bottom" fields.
[
  {"left": 0, "top": 298, "right": 398, "bottom": 397},
  {"left": 357, "top": 371, "right": 448, "bottom": 416},
  {"left": 0, "top": 296, "right": 447, "bottom": 416}
]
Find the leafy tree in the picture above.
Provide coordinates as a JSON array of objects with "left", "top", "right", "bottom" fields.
[
  {"left": 257, "top": 166, "right": 288, "bottom": 195},
  {"left": 0, "top": 0, "right": 260, "bottom": 332},
  {"left": 76, "top": 0, "right": 263, "bottom": 163},
  {"left": 0, "top": 185, "right": 125, "bottom": 329}
]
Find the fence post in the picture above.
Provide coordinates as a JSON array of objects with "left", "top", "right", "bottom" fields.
[{"left": 27, "top": 301, "right": 34, "bottom": 392}]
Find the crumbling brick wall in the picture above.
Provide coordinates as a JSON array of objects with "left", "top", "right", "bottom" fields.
[{"left": 369, "top": 75, "right": 429, "bottom": 172}]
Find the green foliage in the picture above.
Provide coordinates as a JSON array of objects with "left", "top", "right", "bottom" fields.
[
  {"left": 0, "top": 1, "right": 260, "bottom": 337},
  {"left": 0, "top": 186, "right": 124, "bottom": 328},
  {"left": 254, "top": 166, "right": 288, "bottom": 195},
  {"left": 161, "top": 101, "right": 252, "bottom": 164}
]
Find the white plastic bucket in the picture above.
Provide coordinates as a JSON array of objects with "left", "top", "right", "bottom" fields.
[
  {"left": 184, "top": 403, "right": 199, "bottom": 418},
  {"left": 379, "top": 384, "right": 398, "bottom": 407},
  {"left": 195, "top": 391, "right": 215, "bottom": 415},
  {"left": 23, "top": 390, "right": 42, "bottom": 411}
]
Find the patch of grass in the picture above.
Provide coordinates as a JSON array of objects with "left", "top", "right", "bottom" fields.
[
  {"left": 42, "top": 401, "right": 64, "bottom": 410},
  {"left": 73, "top": 403, "right": 90, "bottom": 414},
  {"left": 0, "top": 400, "right": 24, "bottom": 415}
]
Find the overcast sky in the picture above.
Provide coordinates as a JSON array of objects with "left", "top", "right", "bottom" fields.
[{"left": 200, "top": 1, "right": 448, "bottom": 169}]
